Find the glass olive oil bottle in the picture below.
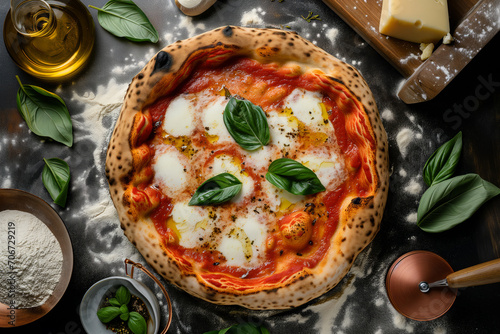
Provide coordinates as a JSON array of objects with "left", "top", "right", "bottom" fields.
[{"left": 4, "top": 0, "right": 95, "bottom": 80}]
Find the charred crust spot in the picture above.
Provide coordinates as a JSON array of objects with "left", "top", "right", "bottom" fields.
[
  {"left": 137, "top": 73, "right": 144, "bottom": 80},
  {"left": 352, "top": 197, "right": 361, "bottom": 205},
  {"left": 153, "top": 51, "right": 174, "bottom": 73},
  {"left": 328, "top": 75, "right": 345, "bottom": 86},
  {"left": 222, "top": 26, "right": 233, "bottom": 37}
]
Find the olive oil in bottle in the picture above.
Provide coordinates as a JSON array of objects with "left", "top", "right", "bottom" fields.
[{"left": 3, "top": 0, "right": 95, "bottom": 80}]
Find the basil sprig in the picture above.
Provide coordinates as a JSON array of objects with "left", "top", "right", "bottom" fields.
[
  {"left": 42, "top": 158, "right": 71, "bottom": 207},
  {"left": 89, "top": 0, "right": 159, "bottom": 43},
  {"left": 223, "top": 97, "right": 270, "bottom": 151},
  {"left": 265, "top": 158, "right": 326, "bottom": 196},
  {"left": 423, "top": 131, "right": 462, "bottom": 186},
  {"left": 417, "top": 132, "right": 500, "bottom": 232},
  {"left": 189, "top": 173, "right": 242, "bottom": 206},
  {"left": 204, "top": 322, "right": 270, "bottom": 334},
  {"left": 417, "top": 174, "right": 500, "bottom": 233},
  {"left": 97, "top": 286, "right": 147, "bottom": 334},
  {"left": 16, "top": 76, "right": 73, "bottom": 147}
]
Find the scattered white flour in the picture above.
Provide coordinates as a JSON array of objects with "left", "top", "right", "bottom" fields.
[
  {"left": 71, "top": 78, "right": 143, "bottom": 274},
  {"left": 283, "top": 247, "right": 373, "bottom": 334},
  {"left": 434, "top": 325, "right": 447, "bottom": 334},
  {"left": 404, "top": 178, "right": 422, "bottom": 196},
  {"left": 399, "top": 168, "right": 407, "bottom": 178},
  {"left": 405, "top": 212, "right": 418, "bottom": 224},
  {"left": 163, "top": 32, "right": 174, "bottom": 45},
  {"left": 381, "top": 108, "right": 394, "bottom": 121},
  {"left": 72, "top": 78, "right": 129, "bottom": 169},
  {"left": 395, "top": 78, "right": 406, "bottom": 96},
  {"left": 240, "top": 8, "right": 264, "bottom": 26},
  {"left": 325, "top": 27, "right": 339, "bottom": 45},
  {"left": 340, "top": 306, "right": 353, "bottom": 328},
  {"left": 396, "top": 128, "right": 416, "bottom": 158},
  {"left": 177, "top": 15, "right": 206, "bottom": 37},
  {"left": 111, "top": 48, "right": 157, "bottom": 76},
  {"left": 0, "top": 210, "right": 63, "bottom": 308},
  {"left": 391, "top": 308, "right": 415, "bottom": 333}
]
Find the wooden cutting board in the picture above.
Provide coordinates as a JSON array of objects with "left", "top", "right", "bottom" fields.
[{"left": 322, "top": 0, "right": 500, "bottom": 103}]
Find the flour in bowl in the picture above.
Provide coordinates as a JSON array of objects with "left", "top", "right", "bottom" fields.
[{"left": 0, "top": 210, "right": 63, "bottom": 308}]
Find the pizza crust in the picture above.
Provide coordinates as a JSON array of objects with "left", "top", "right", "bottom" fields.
[{"left": 106, "top": 26, "right": 389, "bottom": 309}]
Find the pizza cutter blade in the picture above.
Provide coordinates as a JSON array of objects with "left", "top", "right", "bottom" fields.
[{"left": 386, "top": 250, "right": 500, "bottom": 321}]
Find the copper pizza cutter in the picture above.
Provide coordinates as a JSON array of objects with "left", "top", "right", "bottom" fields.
[{"left": 386, "top": 250, "right": 500, "bottom": 321}]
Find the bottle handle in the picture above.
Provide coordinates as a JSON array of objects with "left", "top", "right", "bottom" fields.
[{"left": 125, "top": 259, "right": 172, "bottom": 334}]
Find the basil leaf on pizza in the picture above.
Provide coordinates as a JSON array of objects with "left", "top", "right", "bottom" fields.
[
  {"left": 189, "top": 173, "right": 242, "bottom": 206},
  {"left": 266, "top": 158, "right": 326, "bottom": 195},
  {"left": 417, "top": 173, "right": 500, "bottom": 232},
  {"left": 105, "top": 26, "right": 390, "bottom": 309},
  {"left": 223, "top": 97, "right": 270, "bottom": 151},
  {"left": 423, "top": 131, "right": 462, "bottom": 186}
]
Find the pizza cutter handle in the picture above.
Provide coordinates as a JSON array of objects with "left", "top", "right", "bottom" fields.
[{"left": 447, "top": 258, "right": 500, "bottom": 288}]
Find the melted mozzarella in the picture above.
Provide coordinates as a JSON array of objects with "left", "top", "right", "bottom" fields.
[
  {"left": 283, "top": 89, "right": 325, "bottom": 129},
  {"left": 163, "top": 95, "right": 196, "bottom": 136},
  {"left": 218, "top": 237, "right": 247, "bottom": 266},
  {"left": 298, "top": 151, "right": 345, "bottom": 189},
  {"left": 153, "top": 147, "right": 189, "bottom": 196},
  {"left": 261, "top": 180, "right": 305, "bottom": 212},
  {"left": 207, "top": 154, "right": 254, "bottom": 203},
  {"left": 243, "top": 145, "right": 274, "bottom": 174},
  {"left": 238, "top": 216, "right": 267, "bottom": 259},
  {"left": 201, "top": 95, "right": 232, "bottom": 143},
  {"left": 171, "top": 200, "right": 208, "bottom": 248},
  {"left": 217, "top": 212, "right": 267, "bottom": 267},
  {"left": 267, "top": 111, "right": 299, "bottom": 148}
]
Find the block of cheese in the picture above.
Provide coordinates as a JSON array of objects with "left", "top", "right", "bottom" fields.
[{"left": 379, "top": 0, "right": 450, "bottom": 44}]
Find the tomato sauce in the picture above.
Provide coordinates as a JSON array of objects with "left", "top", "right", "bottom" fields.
[{"left": 145, "top": 57, "right": 374, "bottom": 286}]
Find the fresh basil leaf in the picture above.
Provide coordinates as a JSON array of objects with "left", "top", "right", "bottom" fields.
[
  {"left": 128, "top": 311, "right": 147, "bottom": 334},
  {"left": 109, "top": 297, "right": 121, "bottom": 307},
  {"left": 189, "top": 173, "right": 242, "bottom": 206},
  {"left": 233, "top": 323, "right": 261, "bottom": 334},
  {"left": 120, "top": 312, "right": 129, "bottom": 321},
  {"left": 115, "top": 285, "right": 131, "bottom": 305},
  {"left": 203, "top": 323, "right": 269, "bottom": 334},
  {"left": 97, "top": 306, "right": 121, "bottom": 323},
  {"left": 119, "top": 304, "right": 129, "bottom": 314},
  {"left": 42, "top": 158, "right": 70, "bottom": 207},
  {"left": 223, "top": 97, "right": 270, "bottom": 151},
  {"left": 16, "top": 76, "right": 73, "bottom": 147},
  {"left": 417, "top": 174, "right": 500, "bottom": 233},
  {"left": 89, "top": 0, "right": 159, "bottom": 43},
  {"left": 266, "top": 158, "right": 326, "bottom": 195},
  {"left": 260, "top": 327, "right": 271, "bottom": 334},
  {"left": 423, "top": 132, "right": 462, "bottom": 186}
]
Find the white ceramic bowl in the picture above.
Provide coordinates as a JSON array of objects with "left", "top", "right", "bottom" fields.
[{"left": 80, "top": 276, "right": 160, "bottom": 334}]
